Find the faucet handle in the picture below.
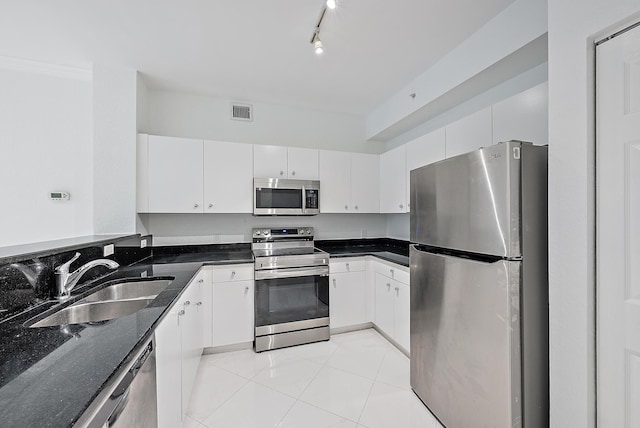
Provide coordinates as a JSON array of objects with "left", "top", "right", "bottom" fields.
[{"left": 55, "top": 252, "right": 81, "bottom": 273}]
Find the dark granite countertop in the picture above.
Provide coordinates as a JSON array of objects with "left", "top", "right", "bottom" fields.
[
  {"left": 315, "top": 238, "right": 410, "bottom": 267},
  {"left": 0, "top": 244, "right": 253, "bottom": 428}
]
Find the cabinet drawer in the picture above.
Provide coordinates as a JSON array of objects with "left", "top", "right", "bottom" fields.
[
  {"left": 374, "top": 262, "right": 409, "bottom": 284},
  {"left": 330, "top": 258, "right": 366, "bottom": 274},
  {"left": 212, "top": 264, "right": 254, "bottom": 282}
]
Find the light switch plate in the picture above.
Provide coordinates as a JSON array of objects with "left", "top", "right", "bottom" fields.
[
  {"left": 140, "top": 239, "right": 147, "bottom": 249},
  {"left": 103, "top": 244, "right": 114, "bottom": 257}
]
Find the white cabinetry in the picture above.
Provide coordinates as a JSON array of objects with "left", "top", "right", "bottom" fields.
[
  {"left": 253, "top": 145, "right": 319, "bottom": 179},
  {"left": 147, "top": 135, "right": 204, "bottom": 213},
  {"left": 492, "top": 82, "right": 548, "bottom": 146},
  {"left": 156, "top": 268, "right": 207, "bottom": 428},
  {"left": 329, "top": 258, "right": 367, "bottom": 329},
  {"left": 445, "top": 107, "right": 493, "bottom": 158},
  {"left": 351, "top": 153, "right": 379, "bottom": 213},
  {"left": 203, "top": 140, "right": 253, "bottom": 213},
  {"left": 379, "top": 145, "right": 407, "bottom": 213},
  {"left": 319, "top": 151, "right": 379, "bottom": 213},
  {"left": 405, "top": 128, "right": 445, "bottom": 212},
  {"left": 372, "top": 261, "right": 410, "bottom": 352},
  {"left": 211, "top": 264, "right": 255, "bottom": 347}
]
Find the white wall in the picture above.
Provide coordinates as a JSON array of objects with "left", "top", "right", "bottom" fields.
[
  {"left": 140, "top": 213, "right": 388, "bottom": 245},
  {"left": 548, "top": 1, "right": 640, "bottom": 427},
  {"left": 146, "top": 89, "right": 385, "bottom": 154},
  {"left": 92, "top": 64, "right": 138, "bottom": 234},
  {"left": 0, "top": 63, "right": 93, "bottom": 247},
  {"left": 386, "top": 214, "right": 410, "bottom": 241}
]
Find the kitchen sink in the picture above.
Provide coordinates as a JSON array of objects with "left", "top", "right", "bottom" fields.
[
  {"left": 30, "top": 299, "right": 155, "bottom": 328},
  {"left": 29, "top": 278, "right": 173, "bottom": 328},
  {"left": 81, "top": 279, "right": 171, "bottom": 303}
]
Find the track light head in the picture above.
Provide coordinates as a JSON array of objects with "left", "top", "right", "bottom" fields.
[
  {"left": 326, "top": 0, "right": 337, "bottom": 9},
  {"left": 314, "top": 38, "right": 324, "bottom": 55}
]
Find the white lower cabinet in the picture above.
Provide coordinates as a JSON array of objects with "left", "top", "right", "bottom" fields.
[
  {"left": 211, "top": 264, "right": 255, "bottom": 347},
  {"left": 372, "top": 262, "right": 410, "bottom": 353},
  {"left": 155, "top": 268, "right": 207, "bottom": 428},
  {"left": 329, "top": 259, "right": 367, "bottom": 329}
]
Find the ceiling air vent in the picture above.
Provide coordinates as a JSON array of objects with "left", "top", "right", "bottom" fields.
[{"left": 231, "top": 103, "right": 253, "bottom": 121}]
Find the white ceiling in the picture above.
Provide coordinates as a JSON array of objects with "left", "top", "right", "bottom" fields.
[{"left": 0, "top": 0, "right": 515, "bottom": 115}]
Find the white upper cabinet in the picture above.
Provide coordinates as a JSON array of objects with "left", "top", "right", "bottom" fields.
[
  {"left": 350, "top": 153, "right": 379, "bottom": 213},
  {"left": 288, "top": 147, "right": 319, "bottom": 179},
  {"left": 319, "top": 150, "right": 350, "bottom": 213},
  {"left": 253, "top": 145, "right": 319, "bottom": 179},
  {"left": 492, "top": 82, "right": 548, "bottom": 146},
  {"left": 445, "top": 106, "right": 493, "bottom": 158},
  {"left": 319, "top": 151, "right": 379, "bottom": 213},
  {"left": 203, "top": 140, "right": 253, "bottom": 213},
  {"left": 405, "top": 128, "right": 446, "bottom": 212},
  {"left": 253, "top": 144, "right": 288, "bottom": 178},
  {"left": 379, "top": 145, "right": 406, "bottom": 213},
  {"left": 148, "top": 135, "right": 204, "bottom": 213}
]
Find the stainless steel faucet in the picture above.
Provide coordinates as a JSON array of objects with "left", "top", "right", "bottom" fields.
[{"left": 55, "top": 252, "right": 119, "bottom": 300}]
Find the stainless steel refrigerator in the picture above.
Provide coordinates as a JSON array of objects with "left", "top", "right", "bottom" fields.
[{"left": 409, "top": 141, "right": 548, "bottom": 428}]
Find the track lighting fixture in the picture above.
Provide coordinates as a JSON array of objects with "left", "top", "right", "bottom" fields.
[
  {"left": 326, "top": 0, "right": 337, "bottom": 9},
  {"left": 310, "top": 0, "right": 335, "bottom": 55},
  {"left": 314, "top": 36, "right": 324, "bottom": 55}
]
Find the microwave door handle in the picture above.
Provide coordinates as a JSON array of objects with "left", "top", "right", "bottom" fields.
[{"left": 301, "top": 185, "right": 306, "bottom": 214}]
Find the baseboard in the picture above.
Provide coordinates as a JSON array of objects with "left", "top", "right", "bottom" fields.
[
  {"left": 371, "top": 324, "right": 410, "bottom": 358},
  {"left": 203, "top": 341, "right": 253, "bottom": 354}
]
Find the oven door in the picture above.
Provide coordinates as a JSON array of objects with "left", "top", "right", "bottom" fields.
[{"left": 254, "top": 267, "right": 329, "bottom": 332}]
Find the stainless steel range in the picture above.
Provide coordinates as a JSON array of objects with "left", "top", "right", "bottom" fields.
[{"left": 252, "top": 227, "right": 330, "bottom": 352}]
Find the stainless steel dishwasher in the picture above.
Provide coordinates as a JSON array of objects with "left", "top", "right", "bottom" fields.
[{"left": 85, "top": 339, "right": 157, "bottom": 428}]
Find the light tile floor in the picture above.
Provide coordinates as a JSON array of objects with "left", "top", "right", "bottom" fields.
[{"left": 184, "top": 329, "right": 444, "bottom": 428}]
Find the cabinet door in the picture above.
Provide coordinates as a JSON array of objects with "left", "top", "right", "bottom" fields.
[
  {"left": 137, "top": 134, "right": 149, "bottom": 213},
  {"left": 155, "top": 307, "right": 182, "bottom": 428},
  {"left": 253, "top": 145, "right": 288, "bottom": 178},
  {"left": 330, "top": 271, "right": 367, "bottom": 329},
  {"left": 351, "top": 153, "right": 379, "bottom": 213},
  {"left": 319, "top": 150, "right": 350, "bottom": 213},
  {"left": 406, "top": 128, "right": 445, "bottom": 212},
  {"left": 445, "top": 107, "right": 492, "bottom": 158},
  {"left": 288, "top": 147, "right": 319, "bottom": 180},
  {"left": 181, "top": 280, "right": 203, "bottom": 417},
  {"left": 374, "top": 273, "right": 395, "bottom": 337},
  {"left": 202, "top": 268, "right": 214, "bottom": 348},
  {"left": 492, "top": 82, "right": 548, "bottom": 146},
  {"left": 393, "top": 281, "right": 410, "bottom": 352},
  {"left": 212, "top": 280, "right": 254, "bottom": 346},
  {"left": 203, "top": 141, "right": 253, "bottom": 213},
  {"left": 379, "top": 145, "right": 406, "bottom": 213},
  {"left": 148, "top": 136, "right": 204, "bottom": 213}
]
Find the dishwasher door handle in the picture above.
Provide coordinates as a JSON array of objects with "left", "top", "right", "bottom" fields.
[{"left": 107, "top": 388, "right": 131, "bottom": 427}]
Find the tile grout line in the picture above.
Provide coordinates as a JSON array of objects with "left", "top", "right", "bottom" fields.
[{"left": 354, "top": 343, "right": 392, "bottom": 425}]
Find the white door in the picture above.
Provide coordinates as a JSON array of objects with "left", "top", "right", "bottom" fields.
[
  {"left": 351, "top": 153, "right": 379, "bottom": 213},
  {"left": 330, "top": 271, "right": 367, "bottom": 328},
  {"left": 288, "top": 147, "right": 319, "bottom": 179},
  {"left": 203, "top": 140, "right": 253, "bottom": 213},
  {"left": 253, "top": 144, "right": 288, "bottom": 178},
  {"left": 393, "top": 281, "right": 410, "bottom": 352},
  {"left": 379, "top": 146, "right": 406, "bottom": 213},
  {"left": 597, "top": 23, "right": 640, "bottom": 428},
  {"left": 374, "top": 273, "right": 395, "bottom": 337},
  {"left": 148, "top": 136, "right": 203, "bottom": 213},
  {"left": 319, "top": 150, "right": 350, "bottom": 213},
  {"left": 212, "top": 280, "right": 254, "bottom": 346},
  {"left": 405, "top": 128, "right": 446, "bottom": 212}
]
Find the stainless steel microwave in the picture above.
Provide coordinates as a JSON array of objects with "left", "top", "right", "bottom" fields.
[{"left": 253, "top": 178, "right": 320, "bottom": 215}]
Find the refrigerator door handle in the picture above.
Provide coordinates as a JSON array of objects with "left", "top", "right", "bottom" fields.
[{"left": 410, "top": 244, "right": 505, "bottom": 264}]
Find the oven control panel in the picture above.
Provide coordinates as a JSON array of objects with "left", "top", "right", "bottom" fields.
[{"left": 252, "top": 227, "right": 314, "bottom": 239}]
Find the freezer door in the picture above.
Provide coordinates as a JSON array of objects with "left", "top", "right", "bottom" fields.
[
  {"left": 410, "top": 245, "right": 522, "bottom": 428},
  {"left": 410, "top": 141, "right": 522, "bottom": 257}
]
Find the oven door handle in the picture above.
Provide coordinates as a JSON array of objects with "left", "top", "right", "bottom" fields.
[{"left": 255, "top": 266, "right": 329, "bottom": 280}]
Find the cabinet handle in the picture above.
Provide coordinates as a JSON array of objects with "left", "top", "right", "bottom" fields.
[
  {"left": 198, "top": 279, "right": 204, "bottom": 284},
  {"left": 194, "top": 203, "right": 199, "bottom": 208},
  {"left": 245, "top": 286, "right": 249, "bottom": 293},
  {"left": 291, "top": 170, "right": 296, "bottom": 176},
  {"left": 346, "top": 263, "right": 350, "bottom": 270},
  {"left": 231, "top": 271, "right": 236, "bottom": 278},
  {"left": 390, "top": 269, "right": 394, "bottom": 276},
  {"left": 354, "top": 205, "right": 358, "bottom": 210},
  {"left": 195, "top": 301, "right": 202, "bottom": 306},
  {"left": 395, "top": 286, "right": 400, "bottom": 296},
  {"left": 333, "top": 278, "right": 337, "bottom": 287},
  {"left": 387, "top": 283, "right": 391, "bottom": 290},
  {"left": 208, "top": 203, "right": 213, "bottom": 208},
  {"left": 399, "top": 204, "right": 403, "bottom": 209},
  {"left": 178, "top": 310, "right": 185, "bottom": 316},
  {"left": 345, "top": 205, "right": 348, "bottom": 210},
  {"left": 184, "top": 301, "right": 191, "bottom": 306},
  {"left": 280, "top": 171, "right": 284, "bottom": 176}
]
